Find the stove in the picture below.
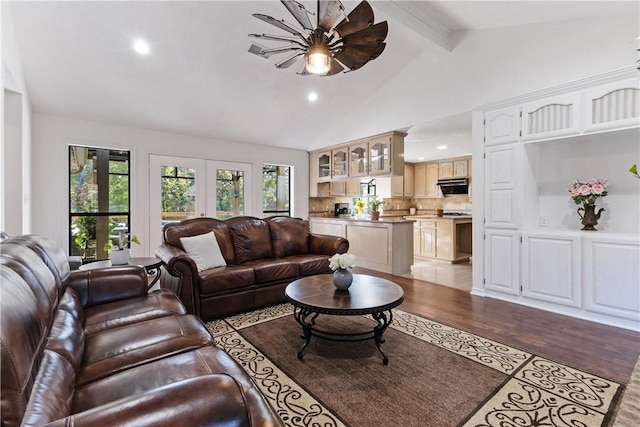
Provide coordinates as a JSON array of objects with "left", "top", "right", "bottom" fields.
[{"left": 443, "top": 212, "right": 470, "bottom": 216}]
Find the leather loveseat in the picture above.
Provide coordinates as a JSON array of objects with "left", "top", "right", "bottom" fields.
[
  {"left": 0, "top": 234, "right": 283, "bottom": 427},
  {"left": 156, "top": 216, "right": 349, "bottom": 320}
]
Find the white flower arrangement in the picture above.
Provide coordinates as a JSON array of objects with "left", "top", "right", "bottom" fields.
[{"left": 328, "top": 253, "right": 356, "bottom": 271}]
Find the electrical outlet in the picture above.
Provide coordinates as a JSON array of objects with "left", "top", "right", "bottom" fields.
[{"left": 539, "top": 216, "right": 549, "bottom": 227}]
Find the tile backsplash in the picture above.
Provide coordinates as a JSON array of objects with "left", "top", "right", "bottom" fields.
[{"left": 309, "top": 195, "right": 472, "bottom": 216}]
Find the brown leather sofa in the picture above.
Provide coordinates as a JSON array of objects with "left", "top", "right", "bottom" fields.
[
  {"left": 156, "top": 216, "right": 349, "bottom": 320},
  {"left": 0, "top": 234, "right": 283, "bottom": 427}
]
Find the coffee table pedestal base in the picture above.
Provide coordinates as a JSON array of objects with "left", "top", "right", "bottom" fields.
[{"left": 293, "top": 307, "right": 395, "bottom": 365}]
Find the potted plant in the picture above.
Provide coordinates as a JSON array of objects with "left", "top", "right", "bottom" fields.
[
  {"left": 369, "top": 196, "right": 383, "bottom": 220},
  {"left": 104, "top": 229, "right": 140, "bottom": 265}
]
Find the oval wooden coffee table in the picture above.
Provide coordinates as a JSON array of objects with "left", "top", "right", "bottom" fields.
[{"left": 285, "top": 274, "right": 404, "bottom": 365}]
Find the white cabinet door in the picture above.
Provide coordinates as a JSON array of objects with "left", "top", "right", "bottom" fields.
[
  {"left": 484, "top": 230, "right": 520, "bottom": 295},
  {"left": 521, "top": 232, "right": 581, "bottom": 308},
  {"left": 485, "top": 106, "right": 520, "bottom": 146},
  {"left": 521, "top": 92, "right": 581, "bottom": 141},
  {"left": 583, "top": 235, "right": 640, "bottom": 320},
  {"left": 485, "top": 144, "right": 520, "bottom": 229},
  {"left": 583, "top": 78, "right": 640, "bottom": 133}
]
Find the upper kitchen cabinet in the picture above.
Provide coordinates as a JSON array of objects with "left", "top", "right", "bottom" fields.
[
  {"left": 332, "top": 147, "right": 349, "bottom": 179},
  {"left": 366, "top": 132, "right": 406, "bottom": 176},
  {"left": 453, "top": 159, "right": 468, "bottom": 178},
  {"left": 349, "top": 141, "right": 369, "bottom": 177},
  {"left": 403, "top": 164, "right": 414, "bottom": 197},
  {"left": 426, "top": 163, "right": 441, "bottom": 198},
  {"left": 484, "top": 106, "right": 520, "bottom": 146},
  {"left": 413, "top": 164, "right": 426, "bottom": 197},
  {"left": 583, "top": 78, "right": 640, "bottom": 133},
  {"left": 521, "top": 92, "right": 581, "bottom": 141},
  {"left": 438, "top": 161, "right": 453, "bottom": 179},
  {"left": 317, "top": 150, "right": 332, "bottom": 181}
]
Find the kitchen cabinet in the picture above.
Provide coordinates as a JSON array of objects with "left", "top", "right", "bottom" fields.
[
  {"left": 309, "top": 217, "right": 414, "bottom": 274},
  {"left": 484, "top": 106, "right": 521, "bottom": 146},
  {"left": 368, "top": 135, "right": 392, "bottom": 175},
  {"left": 413, "top": 217, "right": 471, "bottom": 263},
  {"left": 484, "top": 230, "right": 521, "bottom": 296},
  {"left": 521, "top": 92, "right": 581, "bottom": 141},
  {"left": 438, "top": 161, "right": 453, "bottom": 179},
  {"left": 413, "top": 164, "right": 426, "bottom": 197},
  {"left": 346, "top": 179, "right": 361, "bottom": 197},
  {"left": 426, "top": 163, "right": 440, "bottom": 198},
  {"left": 522, "top": 232, "right": 581, "bottom": 308},
  {"left": 453, "top": 159, "right": 468, "bottom": 178},
  {"left": 404, "top": 164, "right": 414, "bottom": 197},
  {"left": 332, "top": 147, "right": 349, "bottom": 179},
  {"left": 348, "top": 142, "right": 368, "bottom": 177},
  {"left": 329, "top": 181, "right": 346, "bottom": 196},
  {"left": 317, "top": 150, "right": 332, "bottom": 181},
  {"left": 583, "top": 78, "right": 640, "bottom": 133},
  {"left": 484, "top": 144, "right": 520, "bottom": 229}
]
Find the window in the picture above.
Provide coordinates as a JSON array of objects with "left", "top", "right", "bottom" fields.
[
  {"left": 69, "top": 146, "right": 131, "bottom": 262},
  {"left": 160, "top": 165, "right": 196, "bottom": 223},
  {"left": 216, "top": 169, "right": 245, "bottom": 219},
  {"left": 262, "top": 164, "right": 290, "bottom": 217}
]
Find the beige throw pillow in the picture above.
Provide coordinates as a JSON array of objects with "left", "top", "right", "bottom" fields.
[{"left": 180, "top": 231, "right": 226, "bottom": 272}]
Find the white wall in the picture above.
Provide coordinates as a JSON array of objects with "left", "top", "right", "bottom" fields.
[
  {"left": 315, "top": 13, "right": 639, "bottom": 148},
  {"left": 31, "top": 113, "right": 310, "bottom": 255},
  {"left": 1, "top": 3, "right": 32, "bottom": 234}
]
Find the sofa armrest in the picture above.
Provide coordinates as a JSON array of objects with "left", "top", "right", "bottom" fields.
[
  {"left": 308, "top": 233, "right": 349, "bottom": 256},
  {"left": 156, "top": 244, "right": 200, "bottom": 316},
  {"left": 68, "top": 266, "right": 148, "bottom": 308},
  {"left": 43, "top": 375, "right": 283, "bottom": 427}
]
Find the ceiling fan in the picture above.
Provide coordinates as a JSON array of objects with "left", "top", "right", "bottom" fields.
[{"left": 248, "top": 0, "right": 388, "bottom": 76}]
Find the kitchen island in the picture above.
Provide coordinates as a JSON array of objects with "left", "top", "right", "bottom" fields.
[
  {"left": 309, "top": 217, "right": 414, "bottom": 275},
  {"left": 410, "top": 215, "right": 472, "bottom": 263}
]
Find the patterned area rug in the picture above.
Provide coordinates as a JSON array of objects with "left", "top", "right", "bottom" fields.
[{"left": 206, "top": 304, "right": 622, "bottom": 427}]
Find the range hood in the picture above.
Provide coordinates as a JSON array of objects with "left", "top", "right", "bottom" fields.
[{"left": 436, "top": 178, "right": 469, "bottom": 195}]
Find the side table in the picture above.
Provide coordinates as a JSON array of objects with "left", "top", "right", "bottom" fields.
[{"left": 78, "top": 257, "right": 164, "bottom": 290}]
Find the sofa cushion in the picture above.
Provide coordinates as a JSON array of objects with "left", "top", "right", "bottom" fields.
[
  {"left": 199, "top": 265, "right": 255, "bottom": 294},
  {"left": 78, "top": 314, "right": 213, "bottom": 386},
  {"left": 241, "top": 259, "right": 299, "bottom": 283},
  {"left": 283, "top": 254, "right": 331, "bottom": 277},
  {"left": 229, "top": 218, "right": 274, "bottom": 264},
  {"left": 81, "top": 288, "right": 187, "bottom": 336},
  {"left": 180, "top": 231, "right": 227, "bottom": 272},
  {"left": 45, "top": 309, "right": 85, "bottom": 372},
  {"left": 163, "top": 217, "right": 236, "bottom": 265},
  {"left": 267, "top": 216, "right": 309, "bottom": 258}
]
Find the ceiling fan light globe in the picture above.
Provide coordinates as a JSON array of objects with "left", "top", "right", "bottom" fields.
[{"left": 306, "top": 51, "right": 331, "bottom": 74}]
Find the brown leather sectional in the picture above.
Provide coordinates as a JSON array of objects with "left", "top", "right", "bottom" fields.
[
  {"left": 0, "top": 234, "right": 283, "bottom": 427},
  {"left": 156, "top": 216, "right": 349, "bottom": 321}
]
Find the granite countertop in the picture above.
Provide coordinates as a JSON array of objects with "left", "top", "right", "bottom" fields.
[{"left": 309, "top": 216, "right": 415, "bottom": 224}]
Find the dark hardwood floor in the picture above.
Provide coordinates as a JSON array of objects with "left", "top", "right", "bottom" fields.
[{"left": 353, "top": 266, "right": 640, "bottom": 385}]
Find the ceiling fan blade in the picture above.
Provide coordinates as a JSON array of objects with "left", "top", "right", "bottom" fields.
[
  {"left": 276, "top": 53, "right": 304, "bottom": 69},
  {"left": 296, "top": 60, "right": 310, "bottom": 75},
  {"left": 261, "top": 45, "right": 305, "bottom": 55},
  {"left": 249, "top": 33, "right": 308, "bottom": 48},
  {"left": 335, "top": 42, "right": 385, "bottom": 70},
  {"left": 341, "top": 21, "right": 388, "bottom": 45},
  {"left": 280, "top": 0, "right": 313, "bottom": 31},
  {"left": 334, "top": 0, "right": 374, "bottom": 38},
  {"left": 252, "top": 13, "right": 304, "bottom": 37},
  {"left": 318, "top": 0, "right": 346, "bottom": 31},
  {"left": 325, "top": 57, "right": 345, "bottom": 76}
]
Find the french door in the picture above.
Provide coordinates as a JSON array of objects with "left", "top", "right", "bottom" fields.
[{"left": 148, "top": 155, "right": 252, "bottom": 253}]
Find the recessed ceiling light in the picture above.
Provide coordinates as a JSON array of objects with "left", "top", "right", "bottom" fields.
[
  {"left": 418, "top": 157, "right": 425, "bottom": 161},
  {"left": 308, "top": 92, "right": 318, "bottom": 102},
  {"left": 437, "top": 145, "right": 447, "bottom": 150},
  {"left": 133, "top": 40, "right": 150, "bottom": 55}
]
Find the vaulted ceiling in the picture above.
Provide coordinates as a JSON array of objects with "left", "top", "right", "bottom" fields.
[{"left": 7, "top": 1, "right": 638, "bottom": 161}]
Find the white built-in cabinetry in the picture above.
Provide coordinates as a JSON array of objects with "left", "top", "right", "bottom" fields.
[{"left": 476, "top": 67, "right": 640, "bottom": 331}]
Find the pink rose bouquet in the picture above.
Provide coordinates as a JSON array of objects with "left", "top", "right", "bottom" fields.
[{"left": 568, "top": 178, "right": 609, "bottom": 206}]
